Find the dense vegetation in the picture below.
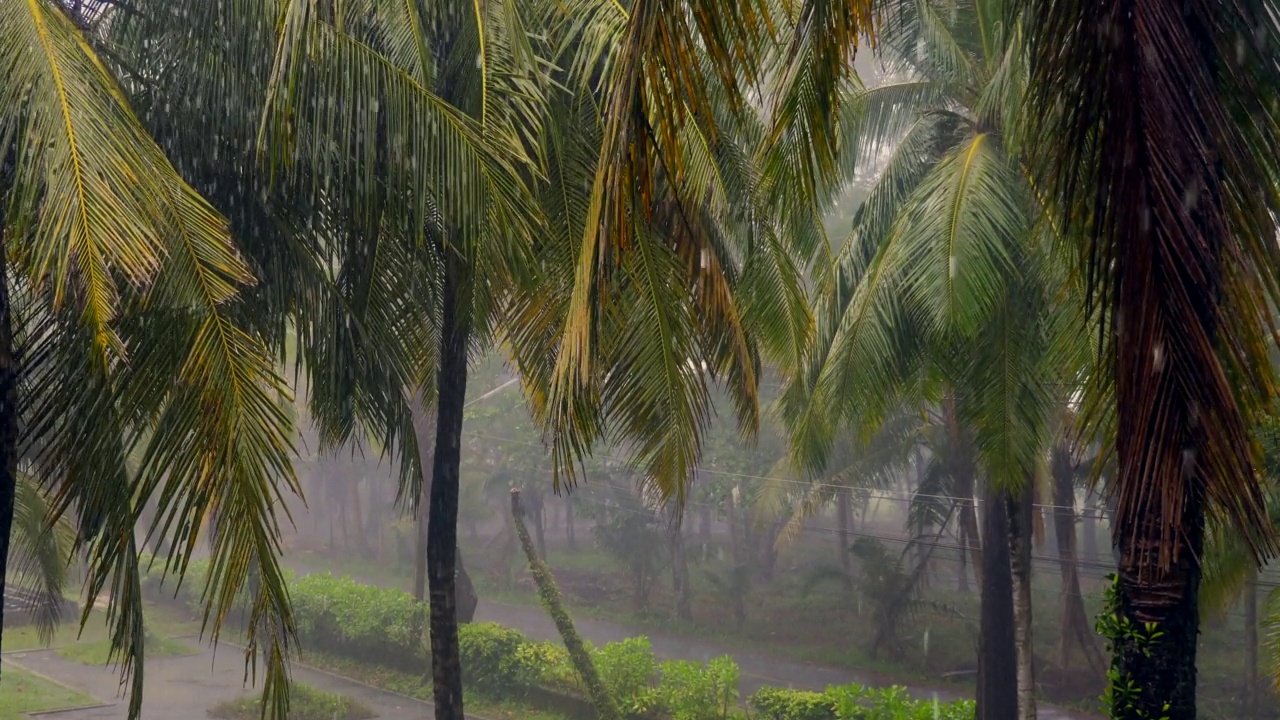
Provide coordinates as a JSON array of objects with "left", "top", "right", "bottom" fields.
[{"left": 3, "top": 1, "right": 1280, "bottom": 720}]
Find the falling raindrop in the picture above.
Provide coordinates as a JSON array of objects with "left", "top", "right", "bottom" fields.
[
  {"left": 1183, "top": 184, "right": 1200, "bottom": 211},
  {"left": 1153, "top": 343, "right": 1165, "bottom": 371}
]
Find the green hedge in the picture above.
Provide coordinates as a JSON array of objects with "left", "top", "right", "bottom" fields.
[
  {"left": 750, "top": 685, "right": 976, "bottom": 720},
  {"left": 137, "top": 563, "right": 974, "bottom": 719}
]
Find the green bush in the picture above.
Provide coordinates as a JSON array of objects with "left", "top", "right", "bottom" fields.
[
  {"left": 516, "top": 640, "right": 578, "bottom": 693},
  {"left": 291, "top": 573, "right": 425, "bottom": 671},
  {"left": 594, "top": 637, "right": 659, "bottom": 716},
  {"left": 750, "top": 687, "right": 837, "bottom": 720},
  {"left": 827, "top": 684, "right": 975, "bottom": 720},
  {"left": 655, "top": 657, "right": 741, "bottom": 720},
  {"left": 458, "top": 622, "right": 540, "bottom": 697}
]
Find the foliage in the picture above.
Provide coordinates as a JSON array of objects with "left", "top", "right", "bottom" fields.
[
  {"left": 459, "top": 623, "right": 541, "bottom": 697},
  {"left": 593, "top": 637, "right": 660, "bottom": 716},
  {"left": 1095, "top": 575, "right": 1172, "bottom": 720},
  {"left": 750, "top": 688, "right": 838, "bottom": 720},
  {"left": 654, "top": 657, "right": 740, "bottom": 720},
  {"left": 751, "top": 684, "right": 975, "bottom": 720},
  {"left": 208, "top": 683, "right": 374, "bottom": 720}
]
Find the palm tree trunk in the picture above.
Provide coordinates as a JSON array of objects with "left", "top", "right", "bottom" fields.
[
  {"left": 427, "top": 251, "right": 472, "bottom": 720},
  {"left": 1007, "top": 486, "right": 1036, "bottom": 720},
  {"left": 1112, "top": 505, "right": 1203, "bottom": 720},
  {"left": 836, "top": 489, "right": 852, "bottom": 587},
  {"left": 0, "top": 226, "right": 17, "bottom": 658},
  {"left": 976, "top": 481, "right": 1018, "bottom": 720},
  {"left": 565, "top": 497, "right": 576, "bottom": 550},
  {"left": 414, "top": 479, "right": 427, "bottom": 602},
  {"left": 1245, "top": 566, "right": 1258, "bottom": 718},
  {"left": 1081, "top": 492, "right": 1100, "bottom": 564},
  {"left": 670, "top": 521, "right": 693, "bottom": 621},
  {"left": 1052, "top": 454, "right": 1104, "bottom": 673}
]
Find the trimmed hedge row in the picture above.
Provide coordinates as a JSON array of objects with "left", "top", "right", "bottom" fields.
[{"left": 139, "top": 563, "right": 974, "bottom": 719}]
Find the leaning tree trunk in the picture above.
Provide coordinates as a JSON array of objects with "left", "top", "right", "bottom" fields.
[
  {"left": 426, "top": 252, "right": 471, "bottom": 720},
  {"left": 1007, "top": 485, "right": 1036, "bottom": 720},
  {"left": 0, "top": 226, "right": 16, "bottom": 659},
  {"left": 1052, "top": 451, "right": 1104, "bottom": 673},
  {"left": 512, "top": 490, "right": 620, "bottom": 720},
  {"left": 976, "top": 481, "right": 1017, "bottom": 720}
]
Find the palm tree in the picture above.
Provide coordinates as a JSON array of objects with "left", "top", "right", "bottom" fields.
[
  {"left": 0, "top": 3, "right": 298, "bottom": 718},
  {"left": 1024, "top": 0, "right": 1280, "bottom": 715},
  {"left": 775, "top": 1, "right": 1089, "bottom": 716}
]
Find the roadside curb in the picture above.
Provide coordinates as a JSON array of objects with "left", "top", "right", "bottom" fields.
[{"left": 2, "top": 656, "right": 115, "bottom": 717}]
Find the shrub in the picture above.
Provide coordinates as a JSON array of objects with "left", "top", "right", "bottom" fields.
[
  {"left": 291, "top": 573, "right": 425, "bottom": 671},
  {"left": 594, "top": 637, "right": 659, "bottom": 716},
  {"left": 516, "top": 640, "right": 578, "bottom": 693},
  {"left": 458, "top": 622, "right": 540, "bottom": 697},
  {"left": 655, "top": 656, "right": 740, "bottom": 720},
  {"left": 826, "top": 684, "right": 975, "bottom": 720},
  {"left": 750, "top": 688, "right": 836, "bottom": 720}
]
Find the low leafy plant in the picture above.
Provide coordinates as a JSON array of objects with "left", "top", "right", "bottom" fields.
[
  {"left": 749, "top": 687, "right": 836, "bottom": 720},
  {"left": 458, "top": 622, "right": 540, "bottom": 697},
  {"left": 655, "top": 657, "right": 741, "bottom": 720},
  {"left": 594, "top": 637, "right": 659, "bottom": 716}
]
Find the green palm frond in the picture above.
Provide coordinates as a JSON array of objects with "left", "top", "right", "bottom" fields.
[{"left": 9, "top": 473, "right": 73, "bottom": 645}]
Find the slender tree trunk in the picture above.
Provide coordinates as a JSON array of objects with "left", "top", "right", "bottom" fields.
[
  {"left": 1245, "top": 566, "right": 1258, "bottom": 718},
  {"left": 976, "top": 481, "right": 1018, "bottom": 720},
  {"left": 670, "top": 521, "right": 693, "bottom": 621},
  {"left": 836, "top": 489, "right": 852, "bottom": 589},
  {"left": 1082, "top": 491, "right": 1100, "bottom": 564},
  {"left": 0, "top": 227, "right": 17, "bottom": 658},
  {"left": 511, "top": 490, "right": 620, "bottom": 720},
  {"left": 1052, "top": 452, "right": 1104, "bottom": 673},
  {"left": 427, "top": 251, "right": 472, "bottom": 720},
  {"left": 455, "top": 547, "right": 477, "bottom": 623},
  {"left": 565, "top": 497, "right": 576, "bottom": 550},
  {"left": 1008, "top": 485, "right": 1036, "bottom": 720},
  {"left": 726, "top": 490, "right": 741, "bottom": 564},
  {"left": 350, "top": 479, "right": 370, "bottom": 559},
  {"left": 956, "top": 467, "right": 982, "bottom": 591}
]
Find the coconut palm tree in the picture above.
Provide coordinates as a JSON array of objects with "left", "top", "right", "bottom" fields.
[
  {"left": 98, "top": 2, "right": 547, "bottom": 717},
  {"left": 0, "top": 3, "right": 298, "bottom": 718},
  {"left": 774, "top": 1, "right": 1089, "bottom": 717},
  {"left": 1024, "top": 0, "right": 1280, "bottom": 715}
]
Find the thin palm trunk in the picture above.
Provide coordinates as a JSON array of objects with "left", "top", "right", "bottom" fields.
[
  {"left": 670, "top": 521, "right": 692, "bottom": 621},
  {"left": 956, "top": 465, "right": 982, "bottom": 591},
  {"left": 1008, "top": 485, "right": 1036, "bottom": 720},
  {"left": 0, "top": 225, "right": 16, "bottom": 659},
  {"left": 1245, "top": 566, "right": 1258, "bottom": 718},
  {"left": 1052, "top": 453, "right": 1103, "bottom": 673},
  {"left": 976, "top": 481, "right": 1017, "bottom": 720},
  {"left": 836, "top": 489, "right": 852, "bottom": 588},
  {"left": 565, "top": 497, "right": 576, "bottom": 550},
  {"left": 427, "top": 251, "right": 471, "bottom": 720},
  {"left": 410, "top": 397, "right": 436, "bottom": 603}
]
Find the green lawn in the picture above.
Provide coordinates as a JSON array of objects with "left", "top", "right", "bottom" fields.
[
  {"left": 56, "top": 631, "right": 198, "bottom": 666},
  {"left": 4, "top": 603, "right": 198, "bottom": 654},
  {"left": 0, "top": 666, "right": 96, "bottom": 720}
]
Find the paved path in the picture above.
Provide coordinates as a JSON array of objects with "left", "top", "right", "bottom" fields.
[
  {"left": 288, "top": 561, "right": 1093, "bottom": 719},
  {"left": 3, "top": 638, "right": 434, "bottom": 719}
]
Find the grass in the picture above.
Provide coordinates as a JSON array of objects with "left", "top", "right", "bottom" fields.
[
  {"left": 0, "top": 666, "right": 97, "bottom": 720},
  {"left": 209, "top": 683, "right": 375, "bottom": 720},
  {"left": 3, "top": 602, "right": 198, "bottom": 653},
  {"left": 56, "top": 629, "right": 198, "bottom": 666}
]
